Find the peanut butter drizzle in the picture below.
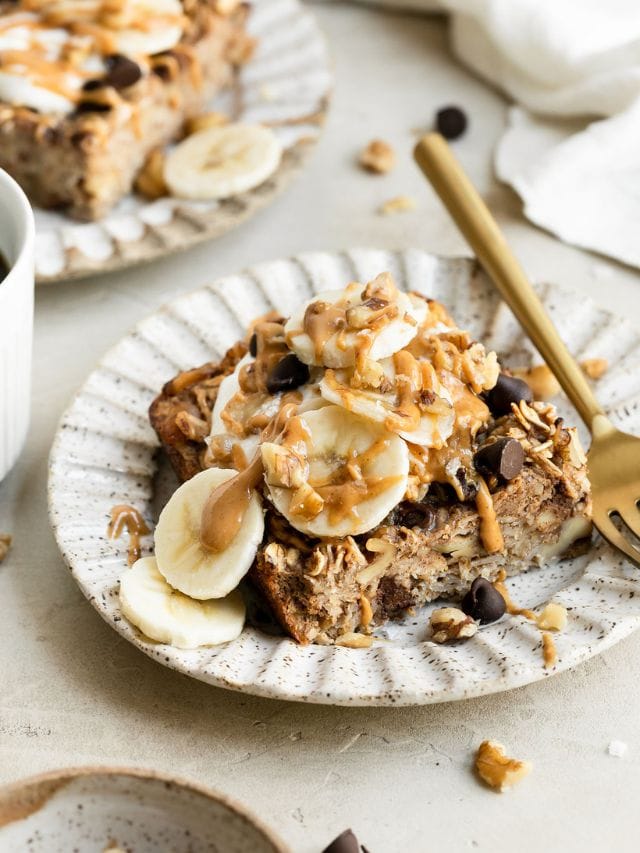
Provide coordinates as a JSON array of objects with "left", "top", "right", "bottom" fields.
[
  {"left": 304, "top": 438, "right": 401, "bottom": 525},
  {"left": 493, "top": 570, "right": 536, "bottom": 620},
  {"left": 302, "top": 301, "right": 347, "bottom": 362},
  {"left": 494, "top": 570, "right": 558, "bottom": 668},
  {"left": 475, "top": 478, "right": 504, "bottom": 554},
  {"left": 200, "top": 403, "right": 299, "bottom": 552},
  {"left": 199, "top": 452, "right": 263, "bottom": 552},
  {"left": 542, "top": 632, "right": 557, "bottom": 668},
  {"left": 107, "top": 504, "right": 150, "bottom": 566}
]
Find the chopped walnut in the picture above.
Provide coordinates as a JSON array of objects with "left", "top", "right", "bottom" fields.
[
  {"left": 0, "top": 534, "right": 11, "bottom": 562},
  {"left": 262, "top": 442, "right": 308, "bottom": 489},
  {"left": 185, "top": 111, "right": 229, "bottom": 136},
  {"left": 475, "top": 740, "right": 532, "bottom": 792},
  {"left": 536, "top": 602, "right": 567, "bottom": 631},
  {"left": 174, "top": 410, "right": 209, "bottom": 442},
  {"left": 359, "top": 139, "right": 395, "bottom": 174},
  {"left": 378, "top": 195, "right": 416, "bottom": 215},
  {"left": 430, "top": 607, "right": 478, "bottom": 643},
  {"left": 581, "top": 357, "right": 608, "bottom": 380},
  {"left": 134, "top": 148, "right": 167, "bottom": 200}
]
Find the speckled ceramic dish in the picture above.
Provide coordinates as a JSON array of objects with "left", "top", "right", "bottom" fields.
[
  {"left": 34, "top": 0, "right": 331, "bottom": 284},
  {"left": 0, "top": 767, "right": 288, "bottom": 852},
  {"left": 48, "top": 249, "right": 640, "bottom": 706}
]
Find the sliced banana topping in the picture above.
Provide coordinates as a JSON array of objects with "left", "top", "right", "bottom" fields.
[
  {"left": 119, "top": 557, "right": 245, "bottom": 649},
  {"left": 261, "top": 405, "right": 410, "bottom": 538},
  {"left": 164, "top": 124, "right": 283, "bottom": 201},
  {"left": 155, "top": 467, "right": 264, "bottom": 600},
  {"left": 320, "top": 351, "right": 455, "bottom": 447},
  {"left": 284, "top": 273, "right": 427, "bottom": 368}
]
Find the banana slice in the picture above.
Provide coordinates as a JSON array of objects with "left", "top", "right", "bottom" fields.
[
  {"left": 164, "top": 124, "right": 283, "bottom": 200},
  {"left": 261, "top": 405, "right": 409, "bottom": 538},
  {"left": 114, "top": 0, "right": 184, "bottom": 56},
  {"left": 284, "top": 274, "right": 426, "bottom": 368},
  {"left": 320, "top": 354, "right": 455, "bottom": 447},
  {"left": 154, "top": 467, "right": 264, "bottom": 599},
  {"left": 119, "top": 556, "right": 245, "bottom": 649}
]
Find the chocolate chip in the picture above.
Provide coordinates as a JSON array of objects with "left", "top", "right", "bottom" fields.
[
  {"left": 104, "top": 54, "right": 142, "bottom": 89},
  {"left": 74, "top": 101, "right": 112, "bottom": 114},
  {"left": 322, "top": 829, "right": 360, "bottom": 853},
  {"left": 266, "top": 353, "right": 310, "bottom": 394},
  {"left": 485, "top": 373, "right": 533, "bottom": 417},
  {"left": 82, "top": 79, "right": 106, "bottom": 92},
  {"left": 396, "top": 502, "right": 436, "bottom": 530},
  {"left": 455, "top": 466, "right": 477, "bottom": 501},
  {"left": 249, "top": 332, "right": 257, "bottom": 357},
  {"left": 474, "top": 437, "right": 524, "bottom": 481},
  {"left": 435, "top": 105, "right": 467, "bottom": 140},
  {"left": 461, "top": 577, "right": 506, "bottom": 624}
]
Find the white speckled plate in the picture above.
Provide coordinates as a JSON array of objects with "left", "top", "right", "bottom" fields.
[
  {"left": 0, "top": 767, "right": 288, "bottom": 852},
  {"left": 34, "top": 0, "right": 331, "bottom": 284},
  {"left": 48, "top": 249, "right": 640, "bottom": 706}
]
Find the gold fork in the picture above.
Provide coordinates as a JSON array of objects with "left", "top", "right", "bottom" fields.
[{"left": 414, "top": 132, "right": 640, "bottom": 566}]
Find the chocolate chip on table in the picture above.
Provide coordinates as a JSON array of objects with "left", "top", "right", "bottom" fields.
[
  {"left": 485, "top": 373, "right": 533, "bottom": 417},
  {"left": 104, "top": 53, "right": 142, "bottom": 89},
  {"left": 322, "top": 829, "right": 361, "bottom": 853},
  {"left": 249, "top": 332, "right": 258, "bottom": 357},
  {"left": 266, "top": 353, "right": 310, "bottom": 394},
  {"left": 461, "top": 577, "right": 506, "bottom": 624},
  {"left": 474, "top": 437, "right": 524, "bottom": 481},
  {"left": 435, "top": 105, "right": 468, "bottom": 140}
]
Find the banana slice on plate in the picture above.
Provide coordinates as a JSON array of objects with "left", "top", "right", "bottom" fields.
[
  {"left": 164, "top": 124, "right": 283, "bottom": 200},
  {"left": 261, "top": 405, "right": 409, "bottom": 538},
  {"left": 119, "top": 556, "right": 245, "bottom": 649},
  {"left": 320, "top": 353, "right": 455, "bottom": 447},
  {"left": 284, "top": 274, "right": 427, "bottom": 368},
  {"left": 154, "top": 467, "right": 264, "bottom": 599}
]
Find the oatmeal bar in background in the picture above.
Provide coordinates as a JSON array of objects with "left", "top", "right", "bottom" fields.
[{"left": 0, "top": 0, "right": 254, "bottom": 220}]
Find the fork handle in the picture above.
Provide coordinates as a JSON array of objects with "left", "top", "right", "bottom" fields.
[{"left": 414, "top": 132, "right": 603, "bottom": 431}]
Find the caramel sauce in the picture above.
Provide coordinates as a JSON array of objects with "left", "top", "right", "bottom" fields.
[
  {"left": 107, "top": 504, "right": 150, "bottom": 566},
  {"left": 475, "top": 478, "right": 504, "bottom": 554}
]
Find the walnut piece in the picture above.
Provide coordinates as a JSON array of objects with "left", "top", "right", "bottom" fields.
[
  {"left": 0, "top": 534, "right": 11, "bottom": 563},
  {"left": 134, "top": 148, "right": 167, "bottom": 200},
  {"left": 378, "top": 195, "right": 416, "bottom": 215},
  {"left": 512, "top": 364, "right": 560, "bottom": 400},
  {"left": 475, "top": 740, "right": 532, "bottom": 792},
  {"left": 536, "top": 602, "right": 567, "bottom": 631},
  {"left": 581, "top": 357, "right": 608, "bottom": 380},
  {"left": 430, "top": 607, "right": 478, "bottom": 643},
  {"left": 185, "top": 111, "right": 229, "bottom": 136},
  {"left": 359, "top": 139, "right": 395, "bottom": 174}
]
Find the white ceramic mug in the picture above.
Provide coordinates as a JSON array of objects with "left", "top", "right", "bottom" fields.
[{"left": 0, "top": 169, "right": 35, "bottom": 482}]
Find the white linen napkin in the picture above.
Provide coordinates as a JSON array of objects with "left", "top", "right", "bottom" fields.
[{"left": 362, "top": 0, "right": 640, "bottom": 267}]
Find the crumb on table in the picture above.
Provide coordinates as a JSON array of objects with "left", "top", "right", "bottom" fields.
[
  {"left": 378, "top": 194, "right": 416, "bottom": 215},
  {"left": 359, "top": 139, "right": 395, "bottom": 174},
  {"left": 0, "top": 534, "right": 11, "bottom": 562}
]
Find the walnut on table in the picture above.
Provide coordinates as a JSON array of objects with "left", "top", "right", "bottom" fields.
[
  {"left": 475, "top": 740, "right": 532, "bottom": 792},
  {"left": 359, "top": 138, "right": 395, "bottom": 174}
]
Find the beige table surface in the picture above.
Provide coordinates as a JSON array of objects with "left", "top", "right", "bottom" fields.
[{"left": 1, "top": 6, "right": 638, "bottom": 852}]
